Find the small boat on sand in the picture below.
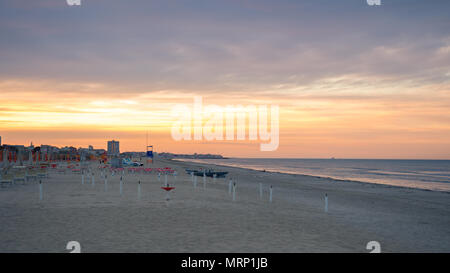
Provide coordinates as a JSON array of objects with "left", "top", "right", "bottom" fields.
[{"left": 185, "top": 169, "right": 228, "bottom": 178}]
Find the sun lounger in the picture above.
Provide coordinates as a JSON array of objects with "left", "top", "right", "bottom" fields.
[
  {"left": 37, "top": 169, "right": 48, "bottom": 179},
  {"left": 13, "top": 172, "right": 26, "bottom": 185},
  {"left": 26, "top": 169, "right": 38, "bottom": 182},
  {"left": 0, "top": 174, "right": 14, "bottom": 187}
]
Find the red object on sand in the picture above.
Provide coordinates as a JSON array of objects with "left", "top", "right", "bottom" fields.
[{"left": 161, "top": 187, "right": 175, "bottom": 191}]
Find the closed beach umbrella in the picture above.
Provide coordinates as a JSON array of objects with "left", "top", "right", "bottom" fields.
[{"left": 1, "top": 149, "right": 6, "bottom": 167}]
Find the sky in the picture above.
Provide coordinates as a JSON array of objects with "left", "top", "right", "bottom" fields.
[{"left": 0, "top": 0, "right": 449, "bottom": 158}]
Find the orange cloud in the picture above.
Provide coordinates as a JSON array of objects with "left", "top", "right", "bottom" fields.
[{"left": 1, "top": 78, "right": 449, "bottom": 159}]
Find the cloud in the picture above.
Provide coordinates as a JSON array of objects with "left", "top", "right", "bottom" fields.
[{"left": 0, "top": 0, "right": 449, "bottom": 93}]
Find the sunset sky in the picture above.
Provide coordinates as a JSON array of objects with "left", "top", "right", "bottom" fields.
[{"left": 1, "top": 0, "right": 449, "bottom": 158}]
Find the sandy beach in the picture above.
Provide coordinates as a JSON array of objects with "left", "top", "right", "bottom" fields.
[{"left": 0, "top": 158, "right": 449, "bottom": 253}]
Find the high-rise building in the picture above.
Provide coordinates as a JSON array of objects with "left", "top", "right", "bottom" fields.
[
  {"left": 107, "top": 140, "right": 120, "bottom": 156},
  {"left": 0, "top": 136, "right": 2, "bottom": 146}
]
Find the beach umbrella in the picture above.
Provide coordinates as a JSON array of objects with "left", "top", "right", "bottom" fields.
[
  {"left": 5, "top": 149, "right": 9, "bottom": 167},
  {"left": 2, "top": 149, "right": 7, "bottom": 167},
  {"left": 161, "top": 185, "right": 175, "bottom": 202},
  {"left": 18, "top": 151, "right": 23, "bottom": 165}
]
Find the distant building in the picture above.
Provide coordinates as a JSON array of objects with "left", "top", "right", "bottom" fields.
[
  {"left": 107, "top": 140, "right": 120, "bottom": 156},
  {"left": 0, "top": 136, "right": 2, "bottom": 146},
  {"left": 40, "top": 145, "right": 59, "bottom": 154}
]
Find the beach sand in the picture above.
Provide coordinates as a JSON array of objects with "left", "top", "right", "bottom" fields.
[{"left": 0, "top": 158, "right": 449, "bottom": 253}]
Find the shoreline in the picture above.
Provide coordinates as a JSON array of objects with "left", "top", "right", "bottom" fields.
[{"left": 171, "top": 158, "right": 450, "bottom": 194}]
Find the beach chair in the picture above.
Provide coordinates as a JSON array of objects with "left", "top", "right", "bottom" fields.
[
  {"left": 57, "top": 167, "right": 66, "bottom": 174},
  {"left": 37, "top": 169, "right": 48, "bottom": 179},
  {"left": 0, "top": 173, "right": 14, "bottom": 187},
  {"left": 26, "top": 169, "right": 38, "bottom": 182},
  {"left": 13, "top": 171, "right": 26, "bottom": 185}
]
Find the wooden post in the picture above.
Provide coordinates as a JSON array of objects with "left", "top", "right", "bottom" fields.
[
  {"left": 120, "top": 176, "right": 123, "bottom": 196},
  {"left": 203, "top": 172, "right": 206, "bottom": 189},
  {"left": 269, "top": 185, "right": 273, "bottom": 203},
  {"left": 259, "top": 183, "right": 263, "bottom": 200},
  {"left": 39, "top": 180, "right": 43, "bottom": 201},
  {"left": 232, "top": 182, "right": 236, "bottom": 201},
  {"left": 138, "top": 181, "right": 141, "bottom": 200}
]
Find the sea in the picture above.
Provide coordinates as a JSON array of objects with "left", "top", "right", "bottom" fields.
[{"left": 176, "top": 158, "right": 450, "bottom": 192}]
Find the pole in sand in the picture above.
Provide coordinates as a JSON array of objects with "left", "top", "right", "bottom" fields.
[
  {"left": 39, "top": 180, "right": 43, "bottom": 201},
  {"left": 91, "top": 172, "right": 95, "bottom": 186},
  {"left": 269, "top": 185, "right": 273, "bottom": 203},
  {"left": 203, "top": 172, "right": 206, "bottom": 189},
  {"left": 194, "top": 175, "right": 197, "bottom": 188},
  {"left": 191, "top": 172, "right": 194, "bottom": 185},
  {"left": 82, "top": 173, "right": 84, "bottom": 185},
  {"left": 164, "top": 174, "right": 168, "bottom": 187},
  {"left": 138, "top": 180, "right": 141, "bottom": 200},
  {"left": 213, "top": 173, "right": 216, "bottom": 183},
  {"left": 325, "top": 193, "right": 328, "bottom": 213},
  {"left": 120, "top": 176, "right": 123, "bottom": 196},
  {"left": 228, "top": 178, "right": 232, "bottom": 195},
  {"left": 232, "top": 182, "right": 236, "bottom": 201},
  {"left": 259, "top": 183, "right": 263, "bottom": 200},
  {"left": 161, "top": 184, "right": 175, "bottom": 204},
  {"left": 104, "top": 175, "right": 108, "bottom": 191}
]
